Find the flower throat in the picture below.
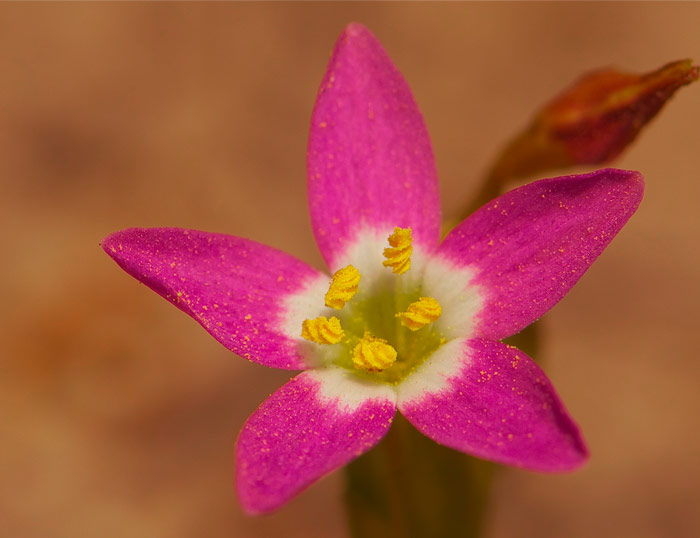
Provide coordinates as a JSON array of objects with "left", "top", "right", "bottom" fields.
[{"left": 301, "top": 227, "right": 446, "bottom": 384}]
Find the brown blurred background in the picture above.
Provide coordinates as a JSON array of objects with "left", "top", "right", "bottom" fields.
[{"left": 1, "top": 3, "right": 698, "bottom": 538}]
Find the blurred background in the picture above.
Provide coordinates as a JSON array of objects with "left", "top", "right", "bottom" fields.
[{"left": 1, "top": 3, "right": 698, "bottom": 537}]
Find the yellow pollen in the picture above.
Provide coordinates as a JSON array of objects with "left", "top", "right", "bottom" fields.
[
  {"left": 382, "top": 227, "right": 412, "bottom": 274},
  {"left": 301, "top": 316, "right": 344, "bottom": 345},
  {"left": 396, "top": 296, "right": 442, "bottom": 331},
  {"left": 352, "top": 333, "right": 398, "bottom": 372},
  {"left": 325, "top": 265, "right": 361, "bottom": 310}
]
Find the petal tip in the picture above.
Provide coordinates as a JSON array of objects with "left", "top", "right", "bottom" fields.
[
  {"left": 343, "top": 21, "right": 371, "bottom": 37},
  {"left": 235, "top": 483, "right": 278, "bottom": 516},
  {"left": 335, "top": 22, "right": 382, "bottom": 57},
  {"left": 573, "top": 444, "right": 591, "bottom": 469},
  {"left": 234, "top": 423, "right": 282, "bottom": 516},
  {"left": 551, "top": 443, "right": 590, "bottom": 473},
  {"left": 595, "top": 167, "right": 646, "bottom": 201},
  {"left": 100, "top": 227, "right": 149, "bottom": 263},
  {"left": 559, "top": 168, "right": 645, "bottom": 205},
  {"left": 537, "top": 421, "right": 590, "bottom": 473},
  {"left": 235, "top": 485, "right": 277, "bottom": 516},
  {"left": 340, "top": 22, "right": 379, "bottom": 43},
  {"left": 100, "top": 228, "right": 130, "bottom": 258},
  {"left": 507, "top": 424, "right": 589, "bottom": 474},
  {"left": 600, "top": 167, "right": 645, "bottom": 183}
]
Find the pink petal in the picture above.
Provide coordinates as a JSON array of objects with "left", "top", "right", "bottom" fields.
[
  {"left": 307, "top": 23, "right": 441, "bottom": 269},
  {"left": 101, "top": 228, "right": 324, "bottom": 370},
  {"left": 398, "top": 338, "right": 588, "bottom": 471},
  {"left": 235, "top": 368, "right": 396, "bottom": 514},
  {"left": 436, "top": 169, "right": 644, "bottom": 340}
]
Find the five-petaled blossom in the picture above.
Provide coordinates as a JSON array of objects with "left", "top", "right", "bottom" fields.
[{"left": 102, "top": 23, "right": 644, "bottom": 514}]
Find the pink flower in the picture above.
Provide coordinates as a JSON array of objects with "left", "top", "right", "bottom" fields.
[{"left": 102, "top": 23, "right": 644, "bottom": 514}]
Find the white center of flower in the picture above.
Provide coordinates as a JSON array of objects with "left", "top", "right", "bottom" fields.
[{"left": 299, "top": 227, "right": 448, "bottom": 384}]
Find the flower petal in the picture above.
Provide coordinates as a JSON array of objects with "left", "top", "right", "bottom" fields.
[
  {"left": 101, "top": 228, "right": 326, "bottom": 370},
  {"left": 435, "top": 169, "right": 644, "bottom": 340},
  {"left": 235, "top": 368, "right": 397, "bottom": 514},
  {"left": 307, "top": 23, "right": 441, "bottom": 270},
  {"left": 398, "top": 338, "right": 588, "bottom": 472}
]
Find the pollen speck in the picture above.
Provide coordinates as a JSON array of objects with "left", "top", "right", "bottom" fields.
[
  {"left": 382, "top": 227, "right": 412, "bottom": 274},
  {"left": 396, "top": 296, "right": 442, "bottom": 331},
  {"left": 352, "top": 333, "right": 397, "bottom": 372},
  {"left": 301, "top": 316, "right": 344, "bottom": 345},
  {"left": 325, "top": 265, "right": 361, "bottom": 309}
]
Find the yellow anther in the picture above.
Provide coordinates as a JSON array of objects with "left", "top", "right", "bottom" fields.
[
  {"left": 325, "top": 265, "right": 361, "bottom": 310},
  {"left": 382, "top": 227, "right": 412, "bottom": 274},
  {"left": 352, "top": 333, "right": 397, "bottom": 372},
  {"left": 396, "top": 296, "right": 442, "bottom": 331},
  {"left": 301, "top": 316, "right": 344, "bottom": 345}
]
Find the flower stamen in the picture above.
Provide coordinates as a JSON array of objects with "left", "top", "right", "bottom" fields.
[
  {"left": 352, "top": 332, "right": 397, "bottom": 372},
  {"left": 396, "top": 296, "right": 442, "bottom": 331},
  {"left": 382, "top": 227, "right": 412, "bottom": 274},
  {"left": 301, "top": 316, "right": 344, "bottom": 344},
  {"left": 325, "top": 265, "right": 361, "bottom": 309}
]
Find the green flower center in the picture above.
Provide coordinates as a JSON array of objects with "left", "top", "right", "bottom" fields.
[
  {"left": 300, "top": 227, "right": 447, "bottom": 385},
  {"left": 332, "top": 284, "right": 446, "bottom": 384}
]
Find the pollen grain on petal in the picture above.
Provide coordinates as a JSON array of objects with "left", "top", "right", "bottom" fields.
[
  {"left": 325, "top": 265, "right": 361, "bottom": 309},
  {"left": 396, "top": 296, "right": 442, "bottom": 331},
  {"left": 382, "top": 227, "right": 412, "bottom": 274},
  {"left": 352, "top": 333, "right": 397, "bottom": 372},
  {"left": 301, "top": 316, "right": 344, "bottom": 344}
]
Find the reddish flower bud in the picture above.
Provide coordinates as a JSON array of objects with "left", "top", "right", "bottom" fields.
[{"left": 490, "top": 60, "right": 699, "bottom": 182}]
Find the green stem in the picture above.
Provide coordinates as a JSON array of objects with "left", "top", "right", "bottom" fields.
[{"left": 344, "top": 414, "right": 494, "bottom": 538}]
